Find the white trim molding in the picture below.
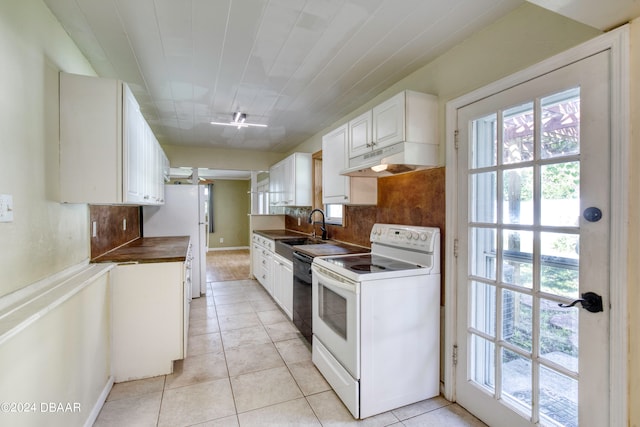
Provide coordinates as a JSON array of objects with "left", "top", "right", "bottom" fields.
[{"left": 444, "top": 26, "right": 630, "bottom": 426}]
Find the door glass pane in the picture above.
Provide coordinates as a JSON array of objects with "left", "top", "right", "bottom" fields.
[
  {"left": 471, "top": 227, "right": 497, "bottom": 280},
  {"left": 503, "top": 230, "right": 533, "bottom": 288},
  {"left": 503, "top": 167, "right": 533, "bottom": 225},
  {"left": 470, "top": 334, "right": 495, "bottom": 393},
  {"left": 464, "top": 83, "right": 591, "bottom": 427},
  {"left": 540, "top": 298, "right": 578, "bottom": 373},
  {"left": 472, "top": 113, "right": 497, "bottom": 169},
  {"left": 471, "top": 172, "right": 497, "bottom": 223},
  {"left": 540, "top": 232, "right": 579, "bottom": 299},
  {"left": 319, "top": 285, "right": 347, "bottom": 339},
  {"left": 501, "top": 348, "right": 532, "bottom": 415},
  {"left": 503, "top": 102, "right": 534, "bottom": 164},
  {"left": 541, "top": 88, "right": 580, "bottom": 159},
  {"left": 470, "top": 281, "right": 496, "bottom": 337},
  {"left": 541, "top": 161, "right": 580, "bottom": 227},
  {"left": 539, "top": 365, "right": 578, "bottom": 427},
  {"left": 502, "top": 289, "right": 532, "bottom": 352}
]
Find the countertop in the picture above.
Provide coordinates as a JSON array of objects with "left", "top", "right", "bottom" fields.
[
  {"left": 253, "top": 229, "right": 310, "bottom": 240},
  {"left": 91, "top": 236, "right": 191, "bottom": 264},
  {"left": 292, "top": 242, "right": 369, "bottom": 258},
  {"left": 254, "top": 229, "right": 369, "bottom": 257}
]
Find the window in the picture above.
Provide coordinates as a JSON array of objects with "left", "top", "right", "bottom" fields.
[{"left": 325, "top": 203, "right": 343, "bottom": 225}]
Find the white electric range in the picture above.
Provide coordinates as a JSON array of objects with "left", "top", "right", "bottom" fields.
[{"left": 311, "top": 223, "right": 441, "bottom": 419}]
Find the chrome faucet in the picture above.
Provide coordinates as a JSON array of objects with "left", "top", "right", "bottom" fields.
[{"left": 308, "top": 209, "right": 328, "bottom": 240}]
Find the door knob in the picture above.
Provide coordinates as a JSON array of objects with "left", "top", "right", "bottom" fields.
[
  {"left": 558, "top": 291, "right": 603, "bottom": 313},
  {"left": 583, "top": 207, "right": 602, "bottom": 222}
]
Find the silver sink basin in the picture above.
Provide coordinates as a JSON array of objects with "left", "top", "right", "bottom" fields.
[{"left": 275, "top": 237, "right": 325, "bottom": 260}]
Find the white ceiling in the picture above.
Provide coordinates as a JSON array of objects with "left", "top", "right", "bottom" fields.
[
  {"left": 44, "top": 0, "right": 640, "bottom": 155},
  {"left": 43, "top": 0, "right": 525, "bottom": 153}
]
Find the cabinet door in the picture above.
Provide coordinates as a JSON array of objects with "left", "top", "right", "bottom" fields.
[
  {"left": 281, "top": 157, "right": 294, "bottom": 205},
  {"left": 272, "top": 255, "right": 293, "bottom": 320},
  {"left": 348, "top": 110, "right": 373, "bottom": 158},
  {"left": 323, "top": 124, "right": 350, "bottom": 204},
  {"left": 251, "top": 242, "right": 262, "bottom": 280},
  {"left": 373, "top": 91, "right": 405, "bottom": 148},
  {"left": 269, "top": 162, "right": 284, "bottom": 206},
  {"left": 142, "top": 123, "right": 159, "bottom": 204},
  {"left": 280, "top": 260, "right": 293, "bottom": 320},
  {"left": 262, "top": 250, "right": 273, "bottom": 294},
  {"left": 111, "top": 262, "right": 183, "bottom": 382},
  {"left": 123, "top": 85, "right": 145, "bottom": 204},
  {"left": 159, "top": 148, "right": 169, "bottom": 203}
]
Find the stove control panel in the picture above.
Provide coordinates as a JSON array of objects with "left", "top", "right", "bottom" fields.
[{"left": 370, "top": 224, "right": 439, "bottom": 253}]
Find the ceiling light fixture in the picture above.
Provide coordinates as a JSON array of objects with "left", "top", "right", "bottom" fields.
[{"left": 211, "top": 112, "right": 267, "bottom": 129}]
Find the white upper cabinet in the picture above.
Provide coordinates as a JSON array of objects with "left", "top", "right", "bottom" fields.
[
  {"left": 269, "top": 153, "right": 312, "bottom": 207},
  {"left": 347, "top": 110, "right": 373, "bottom": 159},
  {"left": 372, "top": 91, "right": 406, "bottom": 148},
  {"left": 347, "top": 90, "right": 438, "bottom": 159},
  {"left": 323, "top": 123, "right": 377, "bottom": 205},
  {"left": 123, "top": 84, "right": 145, "bottom": 204},
  {"left": 59, "top": 72, "right": 167, "bottom": 205}
]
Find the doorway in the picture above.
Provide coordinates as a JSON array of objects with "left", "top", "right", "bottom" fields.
[{"left": 445, "top": 28, "right": 629, "bottom": 426}]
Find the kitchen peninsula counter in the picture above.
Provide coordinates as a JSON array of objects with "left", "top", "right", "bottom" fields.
[{"left": 91, "top": 236, "right": 190, "bottom": 264}]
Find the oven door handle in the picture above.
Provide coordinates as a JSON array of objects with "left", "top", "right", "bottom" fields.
[{"left": 312, "top": 265, "right": 359, "bottom": 294}]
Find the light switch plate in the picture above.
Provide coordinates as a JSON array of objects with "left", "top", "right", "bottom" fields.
[{"left": 0, "top": 194, "right": 14, "bottom": 222}]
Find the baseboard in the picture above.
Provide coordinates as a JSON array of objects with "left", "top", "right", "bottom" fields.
[{"left": 84, "top": 375, "right": 114, "bottom": 427}]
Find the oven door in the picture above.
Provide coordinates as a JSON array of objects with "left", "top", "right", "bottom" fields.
[{"left": 311, "top": 263, "right": 360, "bottom": 378}]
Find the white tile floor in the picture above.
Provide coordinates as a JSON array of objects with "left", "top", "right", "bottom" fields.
[{"left": 94, "top": 279, "right": 486, "bottom": 427}]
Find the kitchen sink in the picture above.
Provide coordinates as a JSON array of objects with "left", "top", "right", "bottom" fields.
[{"left": 274, "top": 237, "right": 325, "bottom": 261}]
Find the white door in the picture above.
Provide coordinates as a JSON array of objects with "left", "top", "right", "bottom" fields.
[{"left": 455, "top": 51, "right": 610, "bottom": 427}]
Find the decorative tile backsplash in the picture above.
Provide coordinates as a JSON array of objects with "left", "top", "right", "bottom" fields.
[{"left": 285, "top": 167, "right": 445, "bottom": 247}]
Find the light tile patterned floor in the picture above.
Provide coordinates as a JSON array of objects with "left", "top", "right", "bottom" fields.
[{"left": 94, "top": 279, "right": 487, "bottom": 426}]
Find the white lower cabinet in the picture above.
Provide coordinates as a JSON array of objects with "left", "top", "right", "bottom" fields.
[
  {"left": 252, "top": 233, "right": 293, "bottom": 318},
  {"left": 252, "top": 235, "right": 273, "bottom": 294},
  {"left": 272, "top": 253, "right": 293, "bottom": 320},
  {"left": 111, "top": 261, "right": 188, "bottom": 382}
]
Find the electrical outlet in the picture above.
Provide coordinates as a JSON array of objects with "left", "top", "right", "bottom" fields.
[
  {"left": 219, "top": 237, "right": 224, "bottom": 243},
  {"left": 0, "top": 194, "right": 13, "bottom": 222}
]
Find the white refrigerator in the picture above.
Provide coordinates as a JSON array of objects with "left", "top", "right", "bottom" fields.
[{"left": 142, "top": 184, "right": 208, "bottom": 298}]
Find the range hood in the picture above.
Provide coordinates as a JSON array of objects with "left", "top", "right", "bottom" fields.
[{"left": 340, "top": 141, "right": 440, "bottom": 177}]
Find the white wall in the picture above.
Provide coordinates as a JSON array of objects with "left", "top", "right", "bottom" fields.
[
  {"left": 0, "top": 2, "right": 112, "bottom": 426},
  {"left": 163, "top": 143, "right": 284, "bottom": 172},
  {"left": 0, "top": 270, "right": 111, "bottom": 427},
  {"left": 0, "top": 0, "right": 96, "bottom": 298}
]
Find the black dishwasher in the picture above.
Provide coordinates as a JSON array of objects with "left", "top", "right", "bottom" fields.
[{"left": 292, "top": 251, "right": 314, "bottom": 344}]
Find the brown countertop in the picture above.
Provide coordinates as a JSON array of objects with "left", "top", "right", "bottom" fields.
[
  {"left": 253, "top": 229, "right": 309, "bottom": 240},
  {"left": 292, "top": 242, "right": 369, "bottom": 258},
  {"left": 254, "top": 229, "right": 369, "bottom": 258},
  {"left": 91, "top": 236, "right": 191, "bottom": 264}
]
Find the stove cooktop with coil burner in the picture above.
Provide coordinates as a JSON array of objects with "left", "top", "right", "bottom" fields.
[{"left": 313, "top": 224, "right": 440, "bottom": 282}]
